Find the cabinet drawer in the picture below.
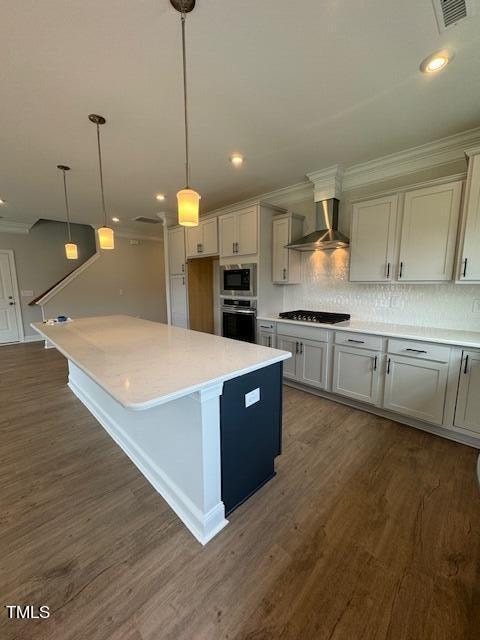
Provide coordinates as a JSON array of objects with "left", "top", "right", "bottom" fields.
[
  {"left": 257, "top": 321, "right": 275, "bottom": 334},
  {"left": 276, "top": 322, "right": 330, "bottom": 342},
  {"left": 335, "top": 331, "right": 383, "bottom": 351},
  {"left": 387, "top": 339, "right": 451, "bottom": 363}
]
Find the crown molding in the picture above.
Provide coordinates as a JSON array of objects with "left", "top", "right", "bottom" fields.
[
  {"left": 0, "top": 220, "right": 34, "bottom": 234},
  {"left": 307, "top": 165, "right": 344, "bottom": 201},
  {"left": 342, "top": 126, "right": 480, "bottom": 191},
  {"left": 465, "top": 145, "right": 480, "bottom": 158}
]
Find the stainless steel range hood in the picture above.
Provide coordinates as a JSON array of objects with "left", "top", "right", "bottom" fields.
[{"left": 286, "top": 198, "right": 349, "bottom": 251}]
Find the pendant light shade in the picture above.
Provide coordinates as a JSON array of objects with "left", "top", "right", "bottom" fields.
[
  {"left": 97, "top": 226, "right": 115, "bottom": 250},
  {"left": 171, "top": 1, "right": 201, "bottom": 227},
  {"left": 57, "top": 165, "right": 78, "bottom": 260},
  {"left": 177, "top": 188, "right": 200, "bottom": 227},
  {"left": 89, "top": 114, "right": 114, "bottom": 249}
]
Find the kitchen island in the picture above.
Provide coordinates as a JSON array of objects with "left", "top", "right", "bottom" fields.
[{"left": 31, "top": 316, "right": 290, "bottom": 544}]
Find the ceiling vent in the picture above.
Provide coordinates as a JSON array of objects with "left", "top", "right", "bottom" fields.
[
  {"left": 432, "top": 0, "right": 475, "bottom": 31},
  {"left": 133, "top": 216, "right": 162, "bottom": 224}
]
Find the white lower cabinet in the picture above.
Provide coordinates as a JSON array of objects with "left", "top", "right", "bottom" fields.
[
  {"left": 258, "top": 330, "right": 274, "bottom": 347},
  {"left": 454, "top": 351, "right": 480, "bottom": 434},
  {"left": 383, "top": 354, "right": 448, "bottom": 425},
  {"left": 332, "top": 345, "right": 382, "bottom": 406},
  {"left": 170, "top": 275, "right": 188, "bottom": 328},
  {"left": 277, "top": 334, "right": 329, "bottom": 390}
]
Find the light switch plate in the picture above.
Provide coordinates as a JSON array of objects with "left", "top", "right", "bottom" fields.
[
  {"left": 21, "top": 290, "right": 34, "bottom": 297},
  {"left": 245, "top": 387, "right": 260, "bottom": 408}
]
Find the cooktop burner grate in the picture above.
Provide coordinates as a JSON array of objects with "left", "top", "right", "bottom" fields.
[{"left": 278, "top": 310, "right": 351, "bottom": 324}]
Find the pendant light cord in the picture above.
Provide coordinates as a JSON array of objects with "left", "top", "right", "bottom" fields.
[
  {"left": 95, "top": 123, "right": 108, "bottom": 227},
  {"left": 181, "top": 12, "right": 190, "bottom": 189},
  {"left": 61, "top": 169, "right": 72, "bottom": 242}
]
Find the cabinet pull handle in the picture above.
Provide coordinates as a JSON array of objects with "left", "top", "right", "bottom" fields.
[
  {"left": 232, "top": 242, "right": 235, "bottom": 254},
  {"left": 373, "top": 355, "right": 377, "bottom": 371},
  {"left": 300, "top": 342, "right": 303, "bottom": 354},
  {"left": 181, "top": 263, "right": 185, "bottom": 272},
  {"left": 462, "top": 258, "right": 468, "bottom": 278},
  {"left": 283, "top": 267, "right": 287, "bottom": 280},
  {"left": 236, "top": 242, "right": 239, "bottom": 253},
  {"left": 182, "top": 277, "right": 185, "bottom": 285},
  {"left": 405, "top": 348, "right": 427, "bottom": 354},
  {"left": 464, "top": 354, "right": 469, "bottom": 374},
  {"left": 295, "top": 341, "right": 299, "bottom": 354},
  {"left": 386, "top": 262, "right": 391, "bottom": 278},
  {"left": 268, "top": 336, "right": 272, "bottom": 347},
  {"left": 347, "top": 338, "right": 365, "bottom": 344},
  {"left": 387, "top": 358, "right": 391, "bottom": 374},
  {"left": 399, "top": 261, "right": 403, "bottom": 278}
]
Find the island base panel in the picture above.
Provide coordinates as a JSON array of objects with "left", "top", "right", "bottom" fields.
[{"left": 220, "top": 362, "right": 283, "bottom": 515}]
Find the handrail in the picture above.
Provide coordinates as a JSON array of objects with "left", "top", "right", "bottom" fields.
[{"left": 29, "top": 252, "right": 100, "bottom": 306}]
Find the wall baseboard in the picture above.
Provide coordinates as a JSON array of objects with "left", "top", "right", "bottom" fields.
[{"left": 23, "top": 334, "right": 45, "bottom": 343}]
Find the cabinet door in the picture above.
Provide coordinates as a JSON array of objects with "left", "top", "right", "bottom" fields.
[
  {"left": 258, "top": 331, "right": 274, "bottom": 348},
  {"left": 272, "top": 217, "right": 290, "bottom": 283},
  {"left": 170, "top": 275, "right": 188, "bottom": 328},
  {"left": 168, "top": 227, "right": 186, "bottom": 275},
  {"left": 236, "top": 207, "right": 258, "bottom": 256},
  {"left": 185, "top": 225, "right": 202, "bottom": 258},
  {"left": 202, "top": 218, "right": 218, "bottom": 255},
  {"left": 297, "top": 339, "right": 329, "bottom": 390},
  {"left": 332, "top": 346, "right": 382, "bottom": 405},
  {"left": 459, "top": 154, "right": 480, "bottom": 281},
  {"left": 350, "top": 195, "right": 398, "bottom": 282},
  {"left": 454, "top": 351, "right": 480, "bottom": 434},
  {"left": 399, "top": 181, "right": 462, "bottom": 281},
  {"left": 277, "top": 334, "right": 297, "bottom": 380},
  {"left": 219, "top": 213, "right": 237, "bottom": 258},
  {"left": 383, "top": 355, "right": 448, "bottom": 425}
]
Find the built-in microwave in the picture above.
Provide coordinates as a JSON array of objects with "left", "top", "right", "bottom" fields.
[{"left": 220, "top": 263, "right": 257, "bottom": 297}]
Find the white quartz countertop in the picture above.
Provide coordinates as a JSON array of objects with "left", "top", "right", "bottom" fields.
[
  {"left": 258, "top": 316, "right": 480, "bottom": 349},
  {"left": 32, "top": 316, "right": 290, "bottom": 410}
]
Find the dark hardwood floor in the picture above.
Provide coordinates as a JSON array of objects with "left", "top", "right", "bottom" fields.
[{"left": 1, "top": 342, "right": 479, "bottom": 640}]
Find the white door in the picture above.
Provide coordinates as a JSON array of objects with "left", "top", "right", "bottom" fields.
[
  {"left": 236, "top": 207, "right": 258, "bottom": 256},
  {"left": 297, "top": 339, "right": 329, "bottom": 390},
  {"left": 0, "top": 252, "right": 21, "bottom": 344},
  {"left": 202, "top": 218, "right": 218, "bottom": 255},
  {"left": 349, "top": 195, "right": 398, "bottom": 282},
  {"left": 185, "top": 225, "right": 202, "bottom": 258},
  {"left": 170, "top": 275, "right": 188, "bottom": 328},
  {"left": 332, "top": 346, "right": 381, "bottom": 405},
  {"left": 454, "top": 351, "right": 480, "bottom": 434},
  {"left": 219, "top": 213, "right": 237, "bottom": 258},
  {"left": 168, "top": 227, "right": 186, "bottom": 275},
  {"left": 459, "top": 154, "right": 480, "bottom": 281},
  {"left": 398, "top": 181, "right": 462, "bottom": 281},
  {"left": 277, "top": 334, "right": 297, "bottom": 380},
  {"left": 258, "top": 331, "right": 274, "bottom": 348},
  {"left": 383, "top": 355, "right": 448, "bottom": 425},
  {"left": 272, "top": 217, "right": 289, "bottom": 283}
]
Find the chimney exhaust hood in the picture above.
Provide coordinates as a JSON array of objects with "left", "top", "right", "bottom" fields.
[{"left": 286, "top": 198, "right": 349, "bottom": 251}]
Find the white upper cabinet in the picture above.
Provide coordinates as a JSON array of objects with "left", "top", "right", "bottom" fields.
[
  {"left": 398, "top": 181, "right": 462, "bottom": 282},
  {"left": 168, "top": 227, "right": 186, "bottom": 276},
  {"left": 454, "top": 350, "right": 480, "bottom": 434},
  {"left": 186, "top": 218, "right": 218, "bottom": 258},
  {"left": 272, "top": 213, "right": 304, "bottom": 284},
  {"left": 219, "top": 206, "right": 258, "bottom": 258},
  {"left": 457, "top": 152, "right": 480, "bottom": 282},
  {"left": 349, "top": 195, "right": 398, "bottom": 282}
]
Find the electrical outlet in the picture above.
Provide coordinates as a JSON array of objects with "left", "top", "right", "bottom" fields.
[
  {"left": 245, "top": 388, "right": 260, "bottom": 408},
  {"left": 472, "top": 300, "right": 480, "bottom": 313}
]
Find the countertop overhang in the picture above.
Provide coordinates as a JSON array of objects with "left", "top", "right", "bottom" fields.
[
  {"left": 32, "top": 315, "right": 290, "bottom": 410},
  {"left": 258, "top": 316, "right": 480, "bottom": 349}
]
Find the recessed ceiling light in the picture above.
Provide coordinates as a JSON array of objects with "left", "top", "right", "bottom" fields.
[
  {"left": 230, "top": 153, "right": 244, "bottom": 167},
  {"left": 0, "top": 198, "right": 5, "bottom": 205},
  {"left": 112, "top": 216, "right": 120, "bottom": 223},
  {"left": 155, "top": 193, "right": 166, "bottom": 201},
  {"left": 420, "top": 50, "right": 452, "bottom": 74}
]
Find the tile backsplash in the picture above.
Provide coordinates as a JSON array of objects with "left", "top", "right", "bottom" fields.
[{"left": 282, "top": 249, "right": 480, "bottom": 332}]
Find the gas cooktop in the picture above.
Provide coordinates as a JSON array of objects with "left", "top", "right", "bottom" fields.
[{"left": 279, "top": 310, "right": 351, "bottom": 324}]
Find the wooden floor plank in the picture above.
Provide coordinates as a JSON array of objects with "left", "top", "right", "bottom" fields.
[{"left": 1, "top": 342, "right": 479, "bottom": 640}]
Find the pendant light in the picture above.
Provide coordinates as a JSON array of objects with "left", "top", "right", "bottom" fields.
[
  {"left": 171, "top": 0, "right": 201, "bottom": 227},
  {"left": 57, "top": 165, "right": 78, "bottom": 260},
  {"left": 89, "top": 114, "right": 114, "bottom": 249}
]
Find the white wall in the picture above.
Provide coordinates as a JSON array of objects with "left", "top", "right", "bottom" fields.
[
  {"left": 44, "top": 235, "right": 167, "bottom": 325},
  {"left": 0, "top": 220, "right": 96, "bottom": 337},
  {"left": 280, "top": 160, "right": 480, "bottom": 332}
]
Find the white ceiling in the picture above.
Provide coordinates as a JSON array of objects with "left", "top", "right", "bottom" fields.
[{"left": 1, "top": 0, "right": 480, "bottom": 234}]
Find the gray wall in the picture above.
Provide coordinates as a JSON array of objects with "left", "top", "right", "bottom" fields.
[
  {"left": 0, "top": 219, "right": 96, "bottom": 336},
  {"left": 44, "top": 235, "right": 167, "bottom": 326}
]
